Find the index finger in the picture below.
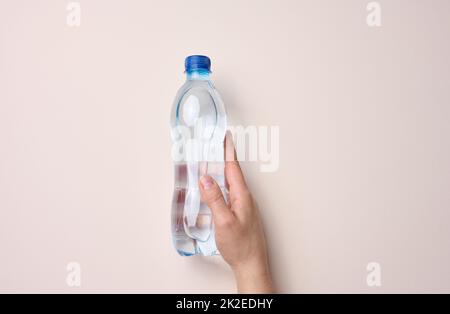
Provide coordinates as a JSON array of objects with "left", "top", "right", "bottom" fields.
[{"left": 225, "top": 131, "right": 248, "bottom": 193}]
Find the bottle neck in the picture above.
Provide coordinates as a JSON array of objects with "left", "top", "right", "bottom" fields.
[{"left": 186, "top": 69, "right": 211, "bottom": 81}]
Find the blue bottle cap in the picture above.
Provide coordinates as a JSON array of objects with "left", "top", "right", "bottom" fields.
[{"left": 185, "top": 55, "right": 211, "bottom": 73}]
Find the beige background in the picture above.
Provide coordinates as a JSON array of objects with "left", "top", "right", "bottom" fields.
[{"left": 1, "top": 0, "right": 450, "bottom": 293}]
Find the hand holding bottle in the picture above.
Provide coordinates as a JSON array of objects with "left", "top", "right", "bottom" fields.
[{"left": 199, "top": 132, "right": 274, "bottom": 293}]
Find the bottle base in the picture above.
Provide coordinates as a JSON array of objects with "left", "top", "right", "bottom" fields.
[{"left": 176, "top": 248, "right": 220, "bottom": 257}]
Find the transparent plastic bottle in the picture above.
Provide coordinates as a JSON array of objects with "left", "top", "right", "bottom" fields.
[{"left": 170, "top": 55, "right": 227, "bottom": 256}]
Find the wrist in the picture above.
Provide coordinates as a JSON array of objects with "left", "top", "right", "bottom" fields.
[{"left": 232, "top": 259, "right": 274, "bottom": 294}]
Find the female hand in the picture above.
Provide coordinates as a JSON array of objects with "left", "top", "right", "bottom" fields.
[{"left": 199, "top": 132, "right": 274, "bottom": 293}]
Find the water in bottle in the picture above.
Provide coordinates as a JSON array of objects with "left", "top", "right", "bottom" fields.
[{"left": 170, "top": 55, "right": 227, "bottom": 256}]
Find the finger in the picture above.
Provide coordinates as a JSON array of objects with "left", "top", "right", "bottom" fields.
[
  {"left": 225, "top": 131, "right": 248, "bottom": 191},
  {"left": 199, "top": 175, "right": 235, "bottom": 226}
]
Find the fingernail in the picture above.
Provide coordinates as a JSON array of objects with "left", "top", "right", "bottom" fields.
[{"left": 200, "top": 175, "right": 213, "bottom": 190}]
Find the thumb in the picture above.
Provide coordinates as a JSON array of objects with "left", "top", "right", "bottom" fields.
[{"left": 199, "top": 175, "right": 235, "bottom": 226}]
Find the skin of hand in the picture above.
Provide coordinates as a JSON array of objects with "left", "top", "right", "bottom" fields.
[{"left": 199, "top": 132, "right": 274, "bottom": 293}]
